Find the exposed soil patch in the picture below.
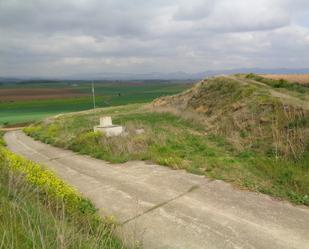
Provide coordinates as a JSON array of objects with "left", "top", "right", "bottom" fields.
[{"left": 0, "top": 88, "right": 89, "bottom": 102}]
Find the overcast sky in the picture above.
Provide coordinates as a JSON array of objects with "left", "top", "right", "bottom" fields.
[{"left": 1, "top": 0, "right": 309, "bottom": 77}]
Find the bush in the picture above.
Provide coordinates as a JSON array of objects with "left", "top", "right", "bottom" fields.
[
  {"left": 0, "top": 130, "right": 124, "bottom": 248},
  {"left": 0, "top": 147, "right": 124, "bottom": 248},
  {"left": 0, "top": 146, "right": 97, "bottom": 216}
]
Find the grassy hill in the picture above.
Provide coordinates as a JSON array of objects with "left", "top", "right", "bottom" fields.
[
  {"left": 24, "top": 75, "right": 309, "bottom": 205},
  {"left": 152, "top": 74, "right": 308, "bottom": 159}
]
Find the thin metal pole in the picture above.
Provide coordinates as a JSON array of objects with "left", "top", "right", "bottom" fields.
[{"left": 92, "top": 80, "right": 96, "bottom": 109}]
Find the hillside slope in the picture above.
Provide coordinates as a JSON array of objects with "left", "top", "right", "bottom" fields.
[
  {"left": 151, "top": 75, "right": 309, "bottom": 159},
  {"left": 23, "top": 76, "right": 309, "bottom": 205}
]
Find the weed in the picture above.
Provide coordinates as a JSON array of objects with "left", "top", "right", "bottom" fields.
[{"left": 0, "top": 131, "right": 5, "bottom": 146}]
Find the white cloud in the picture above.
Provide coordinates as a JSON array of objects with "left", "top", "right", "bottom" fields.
[
  {"left": 0, "top": 0, "right": 308, "bottom": 77},
  {"left": 203, "top": 0, "right": 289, "bottom": 32}
]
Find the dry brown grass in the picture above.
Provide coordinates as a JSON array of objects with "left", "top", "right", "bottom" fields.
[
  {"left": 261, "top": 74, "right": 309, "bottom": 85},
  {"left": 151, "top": 76, "right": 309, "bottom": 159}
]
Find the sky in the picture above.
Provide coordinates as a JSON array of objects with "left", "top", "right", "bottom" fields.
[{"left": 1, "top": 0, "right": 309, "bottom": 77}]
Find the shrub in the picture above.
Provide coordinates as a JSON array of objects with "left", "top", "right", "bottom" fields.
[
  {"left": 0, "top": 146, "right": 97, "bottom": 216},
  {"left": 0, "top": 148, "right": 124, "bottom": 248}
]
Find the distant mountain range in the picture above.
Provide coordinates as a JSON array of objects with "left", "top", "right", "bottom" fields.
[
  {"left": 1, "top": 68, "right": 309, "bottom": 82},
  {"left": 65, "top": 68, "right": 309, "bottom": 80}
]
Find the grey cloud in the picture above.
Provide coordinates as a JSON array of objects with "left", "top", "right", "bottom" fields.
[
  {"left": 173, "top": 0, "right": 214, "bottom": 21},
  {"left": 0, "top": 0, "right": 154, "bottom": 37},
  {"left": 202, "top": 0, "right": 290, "bottom": 32},
  {"left": 0, "top": 0, "right": 308, "bottom": 77}
]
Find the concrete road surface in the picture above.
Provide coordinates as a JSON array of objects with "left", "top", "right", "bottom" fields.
[{"left": 4, "top": 130, "right": 309, "bottom": 249}]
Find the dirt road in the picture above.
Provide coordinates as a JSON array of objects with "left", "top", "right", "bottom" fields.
[{"left": 5, "top": 130, "right": 309, "bottom": 249}]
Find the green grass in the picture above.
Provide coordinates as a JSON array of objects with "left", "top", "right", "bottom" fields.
[
  {"left": 0, "top": 132, "right": 124, "bottom": 249},
  {"left": 0, "top": 82, "right": 190, "bottom": 125},
  {"left": 0, "top": 97, "right": 102, "bottom": 125},
  {"left": 24, "top": 104, "right": 309, "bottom": 206},
  {"left": 157, "top": 76, "right": 308, "bottom": 159},
  {"left": 245, "top": 73, "right": 309, "bottom": 94},
  {"left": 0, "top": 131, "right": 5, "bottom": 146}
]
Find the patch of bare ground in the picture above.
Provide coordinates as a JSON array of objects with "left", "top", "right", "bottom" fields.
[{"left": 0, "top": 88, "right": 88, "bottom": 102}]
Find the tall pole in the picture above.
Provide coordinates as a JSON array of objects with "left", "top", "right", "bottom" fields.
[{"left": 92, "top": 80, "right": 96, "bottom": 109}]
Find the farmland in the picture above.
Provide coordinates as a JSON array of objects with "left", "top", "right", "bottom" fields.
[
  {"left": 261, "top": 74, "right": 309, "bottom": 85},
  {"left": 0, "top": 88, "right": 87, "bottom": 101},
  {"left": 0, "top": 80, "right": 192, "bottom": 125}
]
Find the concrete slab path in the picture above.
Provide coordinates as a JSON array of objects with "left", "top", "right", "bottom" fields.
[{"left": 4, "top": 130, "right": 309, "bottom": 249}]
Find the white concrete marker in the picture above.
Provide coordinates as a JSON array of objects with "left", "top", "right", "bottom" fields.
[
  {"left": 94, "top": 116, "right": 123, "bottom": 137},
  {"left": 100, "top": 116, "right": 112, "bottom": 127}
]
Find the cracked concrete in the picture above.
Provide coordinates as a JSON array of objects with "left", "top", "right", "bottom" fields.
[
  {"left": 4, "top": 130, "right": 309, "bottom": 249},
  {"left": 121, "top": 185, "right": 200, "bottom": 226}
]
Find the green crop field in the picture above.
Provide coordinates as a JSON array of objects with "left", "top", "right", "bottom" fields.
[
  {"left": 0, "top": 97, "right": 102, "bottom": 124},
  {"left": 0, "top": 81, "right": 191, "bottom": 125}
]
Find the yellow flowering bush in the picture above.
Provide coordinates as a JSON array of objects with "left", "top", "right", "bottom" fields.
[
  {"left": 0, "top": 132, "right": 123, "bottom": 249},
  {"left": 0, "top": 146, "right": 97, "bottom": 216}
]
